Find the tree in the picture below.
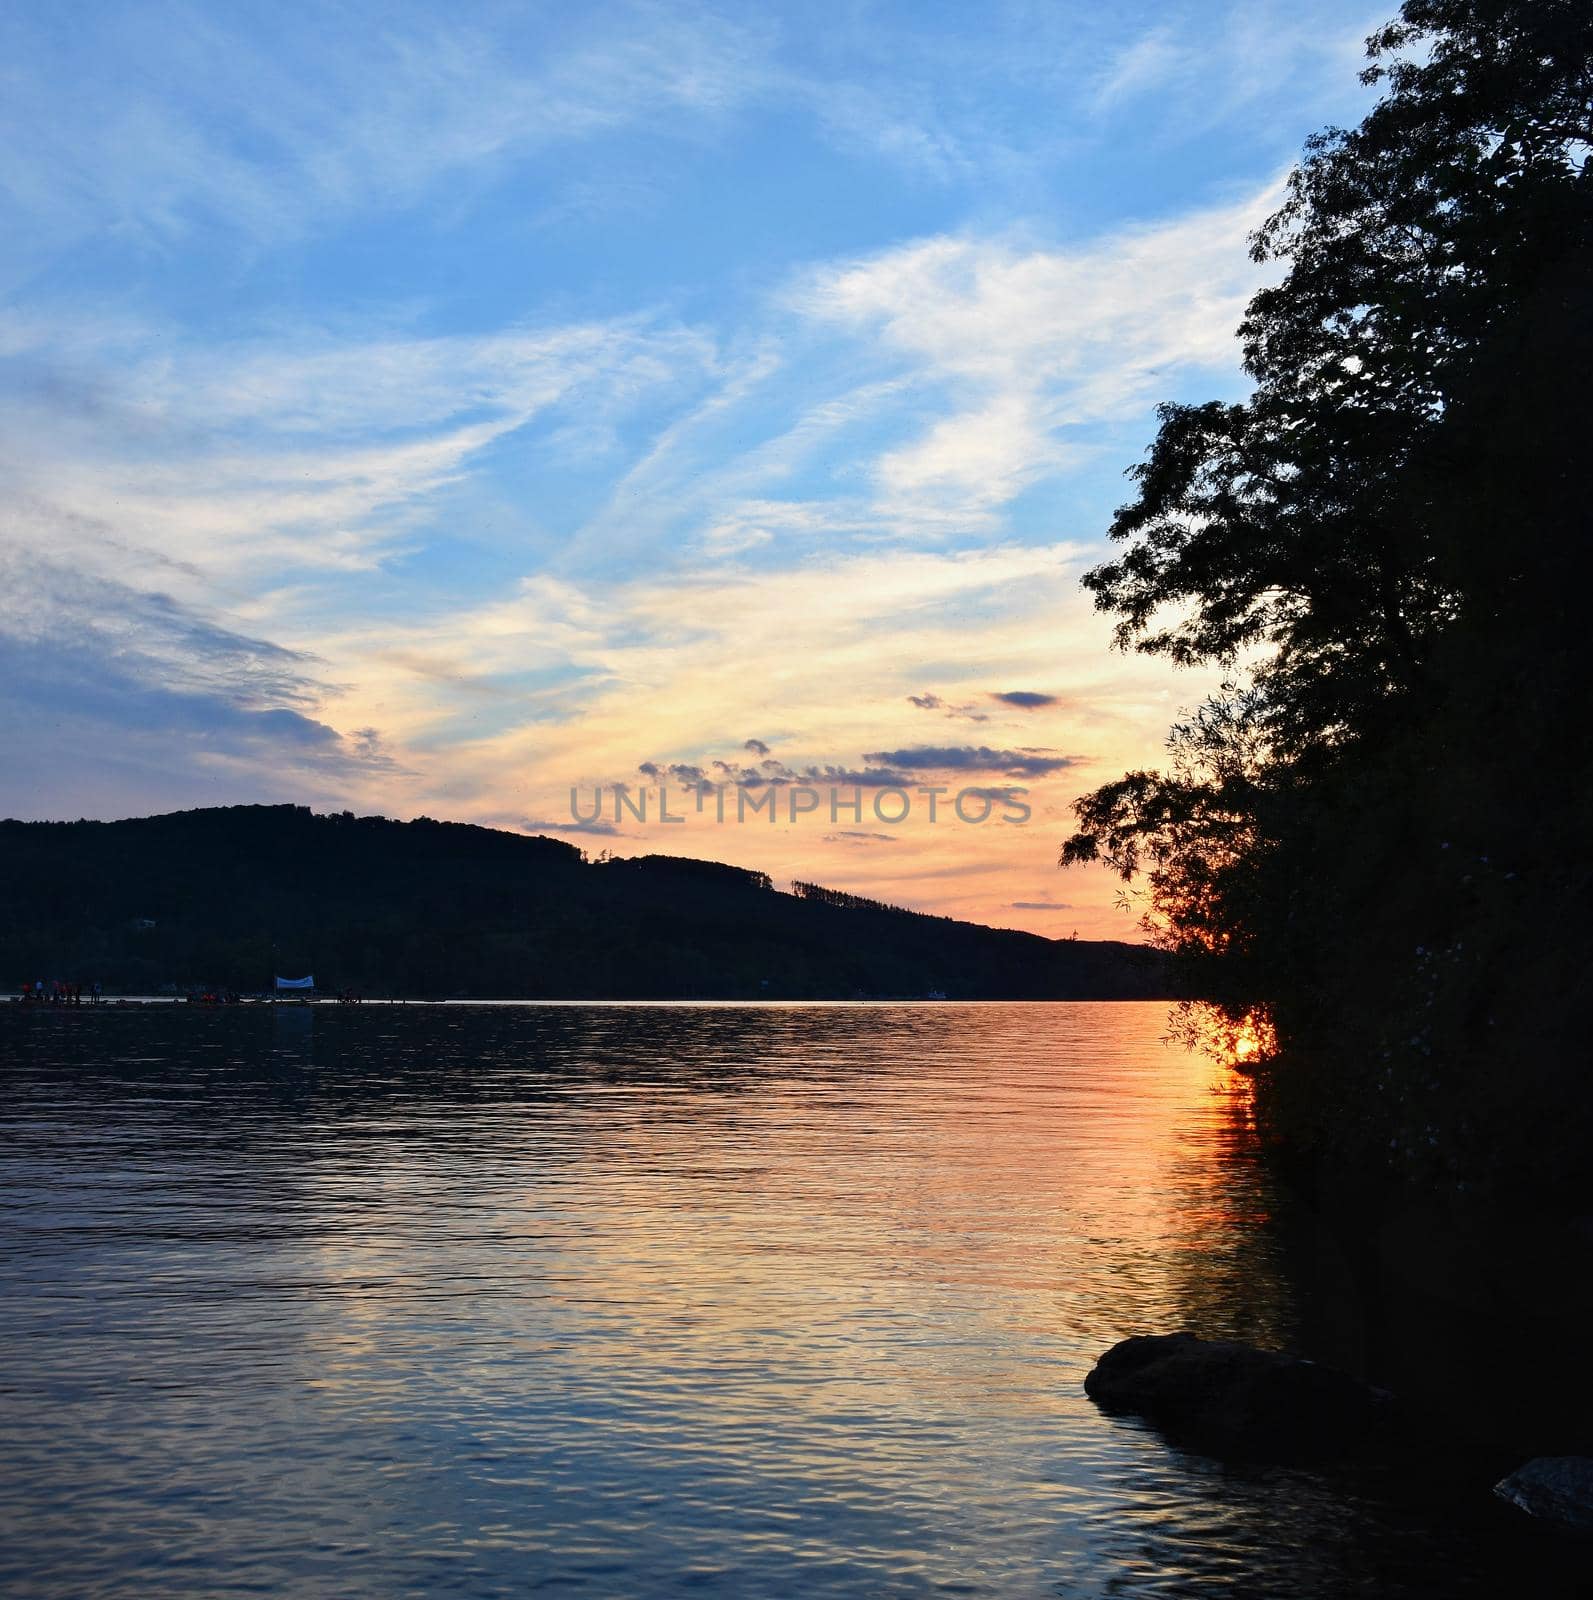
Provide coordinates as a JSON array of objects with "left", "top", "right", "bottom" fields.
[{"left": 1064, "top": 0, "right": 1593, "bottom": 1194}]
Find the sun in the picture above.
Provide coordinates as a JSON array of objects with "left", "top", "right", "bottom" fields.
[{"left": 1230, "top": 1010, "right": 1277, "bottom": 1067}]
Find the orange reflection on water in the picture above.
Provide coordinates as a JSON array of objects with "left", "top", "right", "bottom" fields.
[
  {"left": 275, "top": 1001, "right": 1293, "bottom": 1406},
  {"left": 3, "top": 1000, "right": 1575, "bottom": 1596},
  {"left": 1231, "top": 1010, "right": 1277, "bottom": 1065},
  {"left": 1167, "top": 998, "right": 1277, "bottom": 1072}
]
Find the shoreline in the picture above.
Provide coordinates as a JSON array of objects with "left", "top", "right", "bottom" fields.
[{"left": 3, "top": 993, "right": 1176, "bottom": 1007}]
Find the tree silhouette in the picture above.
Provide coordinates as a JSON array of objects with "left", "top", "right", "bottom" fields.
[{"left": 1065, "top": 0, "right": 1593, "bottom": 1195}]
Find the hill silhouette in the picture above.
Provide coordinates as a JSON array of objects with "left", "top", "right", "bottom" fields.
[{"left": 1, "top": 805, "right": 1167, "bottom": 1000}]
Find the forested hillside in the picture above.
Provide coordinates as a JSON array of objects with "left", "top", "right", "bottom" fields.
[{"left": 1, "top": 805, "right": 1166, "bottom": 1001}]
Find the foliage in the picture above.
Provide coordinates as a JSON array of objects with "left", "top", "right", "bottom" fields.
[
  {"left": 790, "top": 881, "right": 920, "bottom": 916},
  {"left": 1064, "top": 0, "right": 1593, "bottom": 1198}
]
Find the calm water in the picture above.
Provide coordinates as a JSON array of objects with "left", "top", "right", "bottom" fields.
[{"left": 0, "top": 1003, "right": 1574, "bottom": 1596}]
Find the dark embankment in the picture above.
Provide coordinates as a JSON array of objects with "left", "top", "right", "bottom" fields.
[
  {"left": 0, "top": 804, "right": 1167, "bottom": 1000},
  {"left": 1265, "top": 1162, "right": 1593, "bottom": 1466}
]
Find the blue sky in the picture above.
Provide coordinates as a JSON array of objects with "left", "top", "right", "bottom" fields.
[{"left": 0, "top": 0, "right": 1382, "bottom": 934}]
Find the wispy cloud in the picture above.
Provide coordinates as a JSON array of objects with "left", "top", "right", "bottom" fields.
[
  {"left": 521, "top": 815, "right": 625, "bottom": 838},
  {"left": 1090, "top": 5, "right": 1375, "bottom": 125},
  {"left": 0, "top": 311, "right": 713, "bottom": 592},
  {"left": 0, "top": 554, "right": 392, "bottom": 816},
  {"left": 0, "top": 1, "right": 773, "bottom": 277},
  {"left": 1092, "top": 29, "right": 1191, "bottom": 112},
  {"left": 907, "top": 691, "right": 988, "bottom": 722},
  {"left": 861, "top": 745, "right": 1078, "bottom": 779},
  {"left": 798, "top": 187, "right": 1281, "bottom": 528}
]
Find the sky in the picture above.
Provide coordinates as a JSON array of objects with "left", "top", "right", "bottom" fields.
[{"left": 0, "top": 0, "right": 1382, "bottom": 939}]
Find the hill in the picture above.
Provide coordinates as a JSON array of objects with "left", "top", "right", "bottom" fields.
[{"left": 0, "top": 805, "right": 1169, "bottom": 1000}]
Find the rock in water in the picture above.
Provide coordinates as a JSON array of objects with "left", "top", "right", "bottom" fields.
[
  {"left": 1494, "top": 1457, "right": 1593, "bottom": 1535},
  {"left": 1084, "top": 1332, "right": 1397, "bottom": 1463}
]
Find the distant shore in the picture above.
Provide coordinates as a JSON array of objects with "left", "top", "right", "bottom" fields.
[
  {"left": 5, "top": 992, "right": 1166, "bottom": 1007},
  {"left": 3, "top": 806, "right": 1173, "bottom": 1004}
]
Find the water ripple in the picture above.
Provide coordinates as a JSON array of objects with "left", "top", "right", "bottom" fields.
[{"left": 0, "top": 1003, "right": 1575, "bottom": 1597}]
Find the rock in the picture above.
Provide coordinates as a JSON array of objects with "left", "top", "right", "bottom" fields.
[
  {"left": 1084, "top": 1332, "right": 1398, "bottom": 1463},
  {"left": 1494, "top": 1457, "right": 1593, "bottom": 1535}
]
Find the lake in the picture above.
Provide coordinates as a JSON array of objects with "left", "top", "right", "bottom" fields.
[{"left": 0, "top": 1002, "right": 1577, "bottom": 1596}]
